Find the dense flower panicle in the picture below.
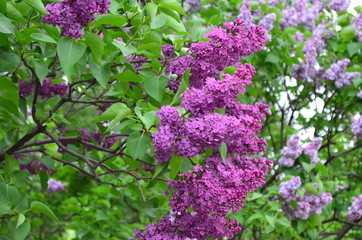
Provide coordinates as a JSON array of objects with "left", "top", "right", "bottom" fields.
[
  {"left": 278, "top": 135, "right": 302, "bottom": 167},
  {"left": 42, "top": 0, "right": 110, "bottom": 38},
  {"left": 279, "top": 177, "right": 302, "bottom": 201},
  {"left": 354, "top": 14, "right": 362, "bottom": 42},
  {"left": 186, "top": 0, "right": 202, "bottom": 12},
  {"left": 13, "top": 153, "right": 52, "bottom": 175},
  {"left": 136, "top": 156, "right": 271, "bottom": 240},
  {"left": 329, "top": 0, "right": 350, "bottom": 12},
  {"left": 303, "top": 137, "right": 322, "bottom": 163},
  {"left": 281, "top": 0, "right": 323, "bottom": 29},
  {"left": 47, "top": 179, "right": 66, "bottom": 193},
  {"left": 279, "top": 178, "right": 333, "bottom": 220},
  {"left": 238, "top": 2, "right": 254, "bottom": 29},
  {"left": 258, "top": 13, "right": 276, "bottom": 41},
  {"left": 352, "top": 115, "right": 362, "bottom": 139},
  {"left": 19, "top": 81, "right": 33, "bottom": 98},
  {"left": 143, "top": 19, "right": 269, "bottom": 240},
  {"left": 324, "top": 59, "right": 361, "bottom": 88},
  {"left": 347, "top": 195, "right": 362, "bottom": 221},
  {"left": 166, "top": 19, "right": 266, "bottom": 89},
  {"left": 39, "top": 78, "right": 68, "bottom": 99}
]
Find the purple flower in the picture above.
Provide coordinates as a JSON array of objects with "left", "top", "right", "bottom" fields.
[
  {"left": 19, "top": 81, "right": 33, "bottom": 98},
  {"left": 39, "top": 78, "right": 68, "bottom": 99},
  {"left": 278, "top": 135, "right": 302, "bottom": 167},
  {"left": 352, "top": 115, "right": 362, "bottom": 139},
  {"left": 324, "top": 59, "right": 361, "bottom": 88},
  {"left": 329, "top": 0, "right": 350, "bottom": 12},
  {"left": 47, "top": 178, "right": 66, "bottom": 193},
  {"left": 42, "top": 0, "right": 110, "bottom": 38},
  {"left": 347, "top": 194, "right": 362, "bottom": 221},
  {"left": 303, "top": 137, "right": 323, "bottom": 163}
]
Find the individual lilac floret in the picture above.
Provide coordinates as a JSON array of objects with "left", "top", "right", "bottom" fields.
[
  {"left": 279, "top": 135, "right": 302, "bottom": 167},
  {"left": 42, "top": 0, "right": 110, "bottom": 38},
  {"left": 39, "top": 78, "right": 68, "bottom": 99},
  {"left": 279, "top": 177, "right": 302, "bottom": 201},
  {"left": 329, "top": 0, "right": 350, "bottom": 12},
  {"left": 352, "top": 115, "right": 362, "bottom": 139},
  {"left": 324, "top": 59, "right": 361, "bottom": 88},
  {"left": 303, "top": 137, "right": 323, "bottom": 163},
  {"left": 47, "top": 179, "right": 66, "bottom": 193},
  {"left": 347, "top": 194, "right": 362, "bottom": 221}
]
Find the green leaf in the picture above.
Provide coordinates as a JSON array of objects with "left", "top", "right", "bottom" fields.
[
  {"left": 16, "top": 214, "right": 26, "bottom": 229},
  {"left": 151, "top": 13, "right": 168, "bottom": 29},
  {"left": 158, "top": 0, "right": 186, "bottom": 16},
  {"left": 135, "top": 107, "right": 156, "bottom": 130},
  {"left": 145, "top": 2, "right": 158, "bottom": 19},
  {"left": 304, "top": 183, "right": 318, "bottom": 195},
  {"left": 347, "top": 42, "right": 361, "bottom": 56},
  {"left": 301, "top": 161, "right": 315, "bottom": 172},
  {"left": 94, "top": 15, "right": 126, "bottom": 29},
  {"left": 218, "top": 142, "right": 227, "bottom": 162},
  {"left": 31, "top": 201, "right": 61, "bottom": 224},
  {"left": 266, "top": 215, "right": 276, "bottom": 228},
  {"left": 92, "top": 102, "right": 131, "bottom": 123},
  {"left": 89, "top": 55, "right": 110, "bottom": 88},
  {"left": 165, "top": 15, "right": 186, "bottom": 33},
  {"left": 277, "top": 216, "right": 291, "bottom": 227},
  {"left": 39, "top": 171, "right": 49, "bottom": 191},
  {"left": 0, "top": 77, "right": 19, "bottom": 106},
  {"left": 113, "top": 71, "right": 142, "bottom": 83},
  {"left": 126, "top": 132, "right": 151, "bottom": 159},
  {"left": 57, "top": 37, "right": 86, "bottom": 80},
  {"left": 314, "top": 162, "right": 328, "bottom": 177},
  {"left": 266, "top": 52, "right": 280, "bottom": 63},
  {"left": 170, "top": 153, "right": 182, "bottom": 179},
  {"left": 6, "top": 3, "right": 27, "bottom": 22},
  {"left": 32, "top": 60, "right": 48, "bottom": 82},
  {"left": 23, "top": 0, "right": 48, "bottom": 15},
  {"left": 0, "top": 13, "right": 14, "bottom": 34},
  {"left": 5, "top": 154, "right": 20, "bottom": 173},
  {"left": 86, "top": 33, "right": 104, "bottom": 66},
  {"left": 14, "top": 221, "right": 30, "bottom": 240},
  {"left": 113, "top": 41, "right": 137, "bottom": 56},
  {"left": 340, "top": 26, "right": 356, "bottom": 42},
  {"left": 144, "top": 75, "right": 168, "bottom": 102},
  {"left": 30, "top": 33, "right": 57, "bottom": 44}
]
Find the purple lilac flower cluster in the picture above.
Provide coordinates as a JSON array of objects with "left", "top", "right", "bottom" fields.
[
  {"left": 347, "top": 194, "right": 362, "bottom": 221},
  {"left": 279, "top": 177, "right": 333, "bottom": 220},
  {"left": 135, "top": 19, "right": 271, "bottom": 239},
  {"left": 303, "top": 138, "right": 323, "bottom": 163},
  {"left": 324, "top": 59, "right": 361, "bottom": 88},
  {"left": 329, "top": 0, "right": 350, "bottom": 12},
  {"left": 13, "top": 153, "right": 52, "bottom": 175},
  {"left": 19, "top": 81, "right": 33, "bottom": 98},
  {"left": 281, "top": 0, "right": 323, "bottom": 30},
  {"left": 42, "top": 0, "right": 110, "bottom": 38},
  {"left": 166, "top": 19, "right": 266, "bottom": 89},
  {"left": 186, "top": 0, "right": 202, "bottom": 12},
  {"left": 354, "top": 14, "right": 362, "bottom": 42},
  {"left": 40, "top": 78, "right": 68, "bottom": 99},
  {"left": 238, "top": 3, "right": 276, "bottom": 41},
  {"left": 352, "top": 115, "right": 362, "bottom": 139},
  {"left": 47, "top": 179, "right": 67, "bottom": 193},
  {"left": 278, "top": 135, "right": 302, "bottom": 167}
]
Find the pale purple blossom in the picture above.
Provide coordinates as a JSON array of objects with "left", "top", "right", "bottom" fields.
[
  {"left": 329, "top": 0, "right": 350, "bottom": 12},
  {"left": 303, "top": 137, "right": 323, "bottom": 163},
  {"left": 347, "top": 194, "right": 362, "bottom": 221},
  {"left": 279, "top": 135, "right": 302, "bottom": 167},
  {"left": 352, "top": 115, "right": 362, "bottom": 139},
  {"left": 47, "top": 179, "right": 66, "bottom": 193}
]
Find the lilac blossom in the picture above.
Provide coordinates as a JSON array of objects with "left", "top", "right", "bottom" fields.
[
  {"left": 354, "top": 14, "right": 362, "bottom": 42},
  {"left": 295, "top": 31, "right": 304, "bottom": 42},
  {"left": 39, "top": 78, "right": 68, "bottom": 99},
  {"left": 47, "top": 179, "right": 66, "bottom": 193},
  {"left": 358, "top": 91, "right": 362, "bottom": 99},
  {"left": 352, "top": 115, "right": 362, "bottom": 139},
  {"left": 303, "top": 137, "right": 323, "bottom": 163},
  {"left": 324, "top": 59, "right": 361, "bottom": 88},
  {"left": 347, "top": 195, "right": 362, "bottom": 221},
  {"left": 13, "top": 153, "right": 52, "bottom": 175},
  {"left": 278, "top": 135, "right": 302, "bottom": 167},
  {"left": 186, "top": 0, "right": 202, "bottom": 12},
  {"left": 279, "top": 178, "right": 333, "bottom": 220},
  {"left": 329, "top": 0, "right": 350, "bottom": 12},
  {"left": 43, "top": 0, "right": 110, "bottom": 38},
  {"left": 18, "top": 81, "right": 33, "bottom": 98}
]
